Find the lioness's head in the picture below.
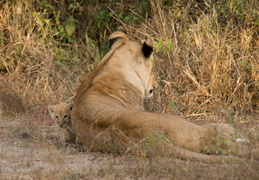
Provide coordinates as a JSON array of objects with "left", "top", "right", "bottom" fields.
[{"left": 108, "top": 32, "right": 157, "bottom": 99}]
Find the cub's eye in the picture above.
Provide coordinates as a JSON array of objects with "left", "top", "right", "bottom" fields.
[
  {"left": 55, "top": 116, "right": 59, "bottom": 119},
  {"left": 64, "top": 115, "right": 68, "bottom": 119},
  {"left": 149, "top": 89, "right": 153, "bottom": 94}
]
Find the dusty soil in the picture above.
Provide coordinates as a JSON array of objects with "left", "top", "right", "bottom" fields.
[{"left": 0, "top": 113, "right": 259, "bottom": 180}]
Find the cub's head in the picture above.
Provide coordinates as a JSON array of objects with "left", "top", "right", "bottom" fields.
[
  {"left": 108, "top": 32, "right": 157, "bottom": 99},
  {"left": 48, "top": 103, "right": 73, "bottom": 128}
]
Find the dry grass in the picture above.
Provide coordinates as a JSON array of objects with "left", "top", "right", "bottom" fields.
[
  {"left": 0, "top": 0, "right": 258, "bottom": 116},
  {"left": 0, "top": 0, "right": 259, "bottom": 179},
  {"left": 0, "top": 0, "right": 97, "bottom": 112},
  {"left": 145, "top": 0, "right": 259, "bottom": 116}
]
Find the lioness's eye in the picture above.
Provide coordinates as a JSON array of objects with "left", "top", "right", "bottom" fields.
[
  {"left": 149, "top": 89, "right": 153, "bottom": 94},
  {"left": 64, "top": 115, "right": 68, "bottom": 119},
  {"left": 55, "top": 116, "right": 59, "bottom": 119}
]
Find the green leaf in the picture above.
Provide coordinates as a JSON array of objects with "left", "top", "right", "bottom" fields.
[
  {"left": 65, "top": 18, "right": 76, "bottom": 35},
  {"left": 169, "top": 101, "right": 178, "bottom": 109},
  {"left": 205, "top": 146, "right": 211, "bottom": 154},
  {"left": 54, "top": 60, "right": 64, "bottom": 66}
]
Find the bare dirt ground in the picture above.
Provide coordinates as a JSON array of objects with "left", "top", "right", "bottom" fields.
[{"left": 1, "top": 112, "right": 259, "bottom": 180}]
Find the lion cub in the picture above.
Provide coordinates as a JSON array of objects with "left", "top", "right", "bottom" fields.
[{"left": 48, "top": 103, "right": 76, "bottom": 143}]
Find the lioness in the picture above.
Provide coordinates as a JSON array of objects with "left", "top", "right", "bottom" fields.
[
  {"left": 71, "top": 32, "right": 256, "bottom": 162},
  {"left": 48, "top": 103, "right": 76, "bottom": 143}
]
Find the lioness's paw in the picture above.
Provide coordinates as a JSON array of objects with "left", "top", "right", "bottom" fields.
[{"left": 236, "top": 138, "right": 250, "bottom": 145}]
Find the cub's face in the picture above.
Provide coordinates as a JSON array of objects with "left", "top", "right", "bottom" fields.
[{"left": 48, "top": 103, "right": 72, "bottom": 128}]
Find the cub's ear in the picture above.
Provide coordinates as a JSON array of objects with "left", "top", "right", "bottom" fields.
[
  {"left": 109, "top": 31, "right": 128, "bottom": 49},
  {"left": 142, "top": 37, "right": 154, "bottom": 58},
  {"left": 67, "top": 103, "right": 73, "bottom": 111},
  {"left": 48, "top": 105, "right": 55, "bottom": 114}
]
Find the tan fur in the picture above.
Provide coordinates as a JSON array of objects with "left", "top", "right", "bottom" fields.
[
  {"left": 48, "top": 103, "right": 76, "bottom": 143},
  {"left": 0, "top": 101, "right": 2, "bottom": 120},
  {"left": 71, "top": 32, "right": 257, "bottom": 162}
]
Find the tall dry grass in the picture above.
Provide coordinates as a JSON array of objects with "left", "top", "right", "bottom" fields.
[
  {"left": 0, "top": 0, "right": 97, "bottom": 114},
  {"left": 0, "top": 0, "right": 258, "bottom": 117},
  {"left": 145, "top": 0, "right": 259, "bottom": 116}
]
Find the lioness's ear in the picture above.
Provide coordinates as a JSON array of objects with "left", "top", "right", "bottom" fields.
[
  {"left": 142, "top": 37, "right": 154, "bottom": 58},
  {"left": 109, "top": 31, "right": 128, "bottom": 49}
]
